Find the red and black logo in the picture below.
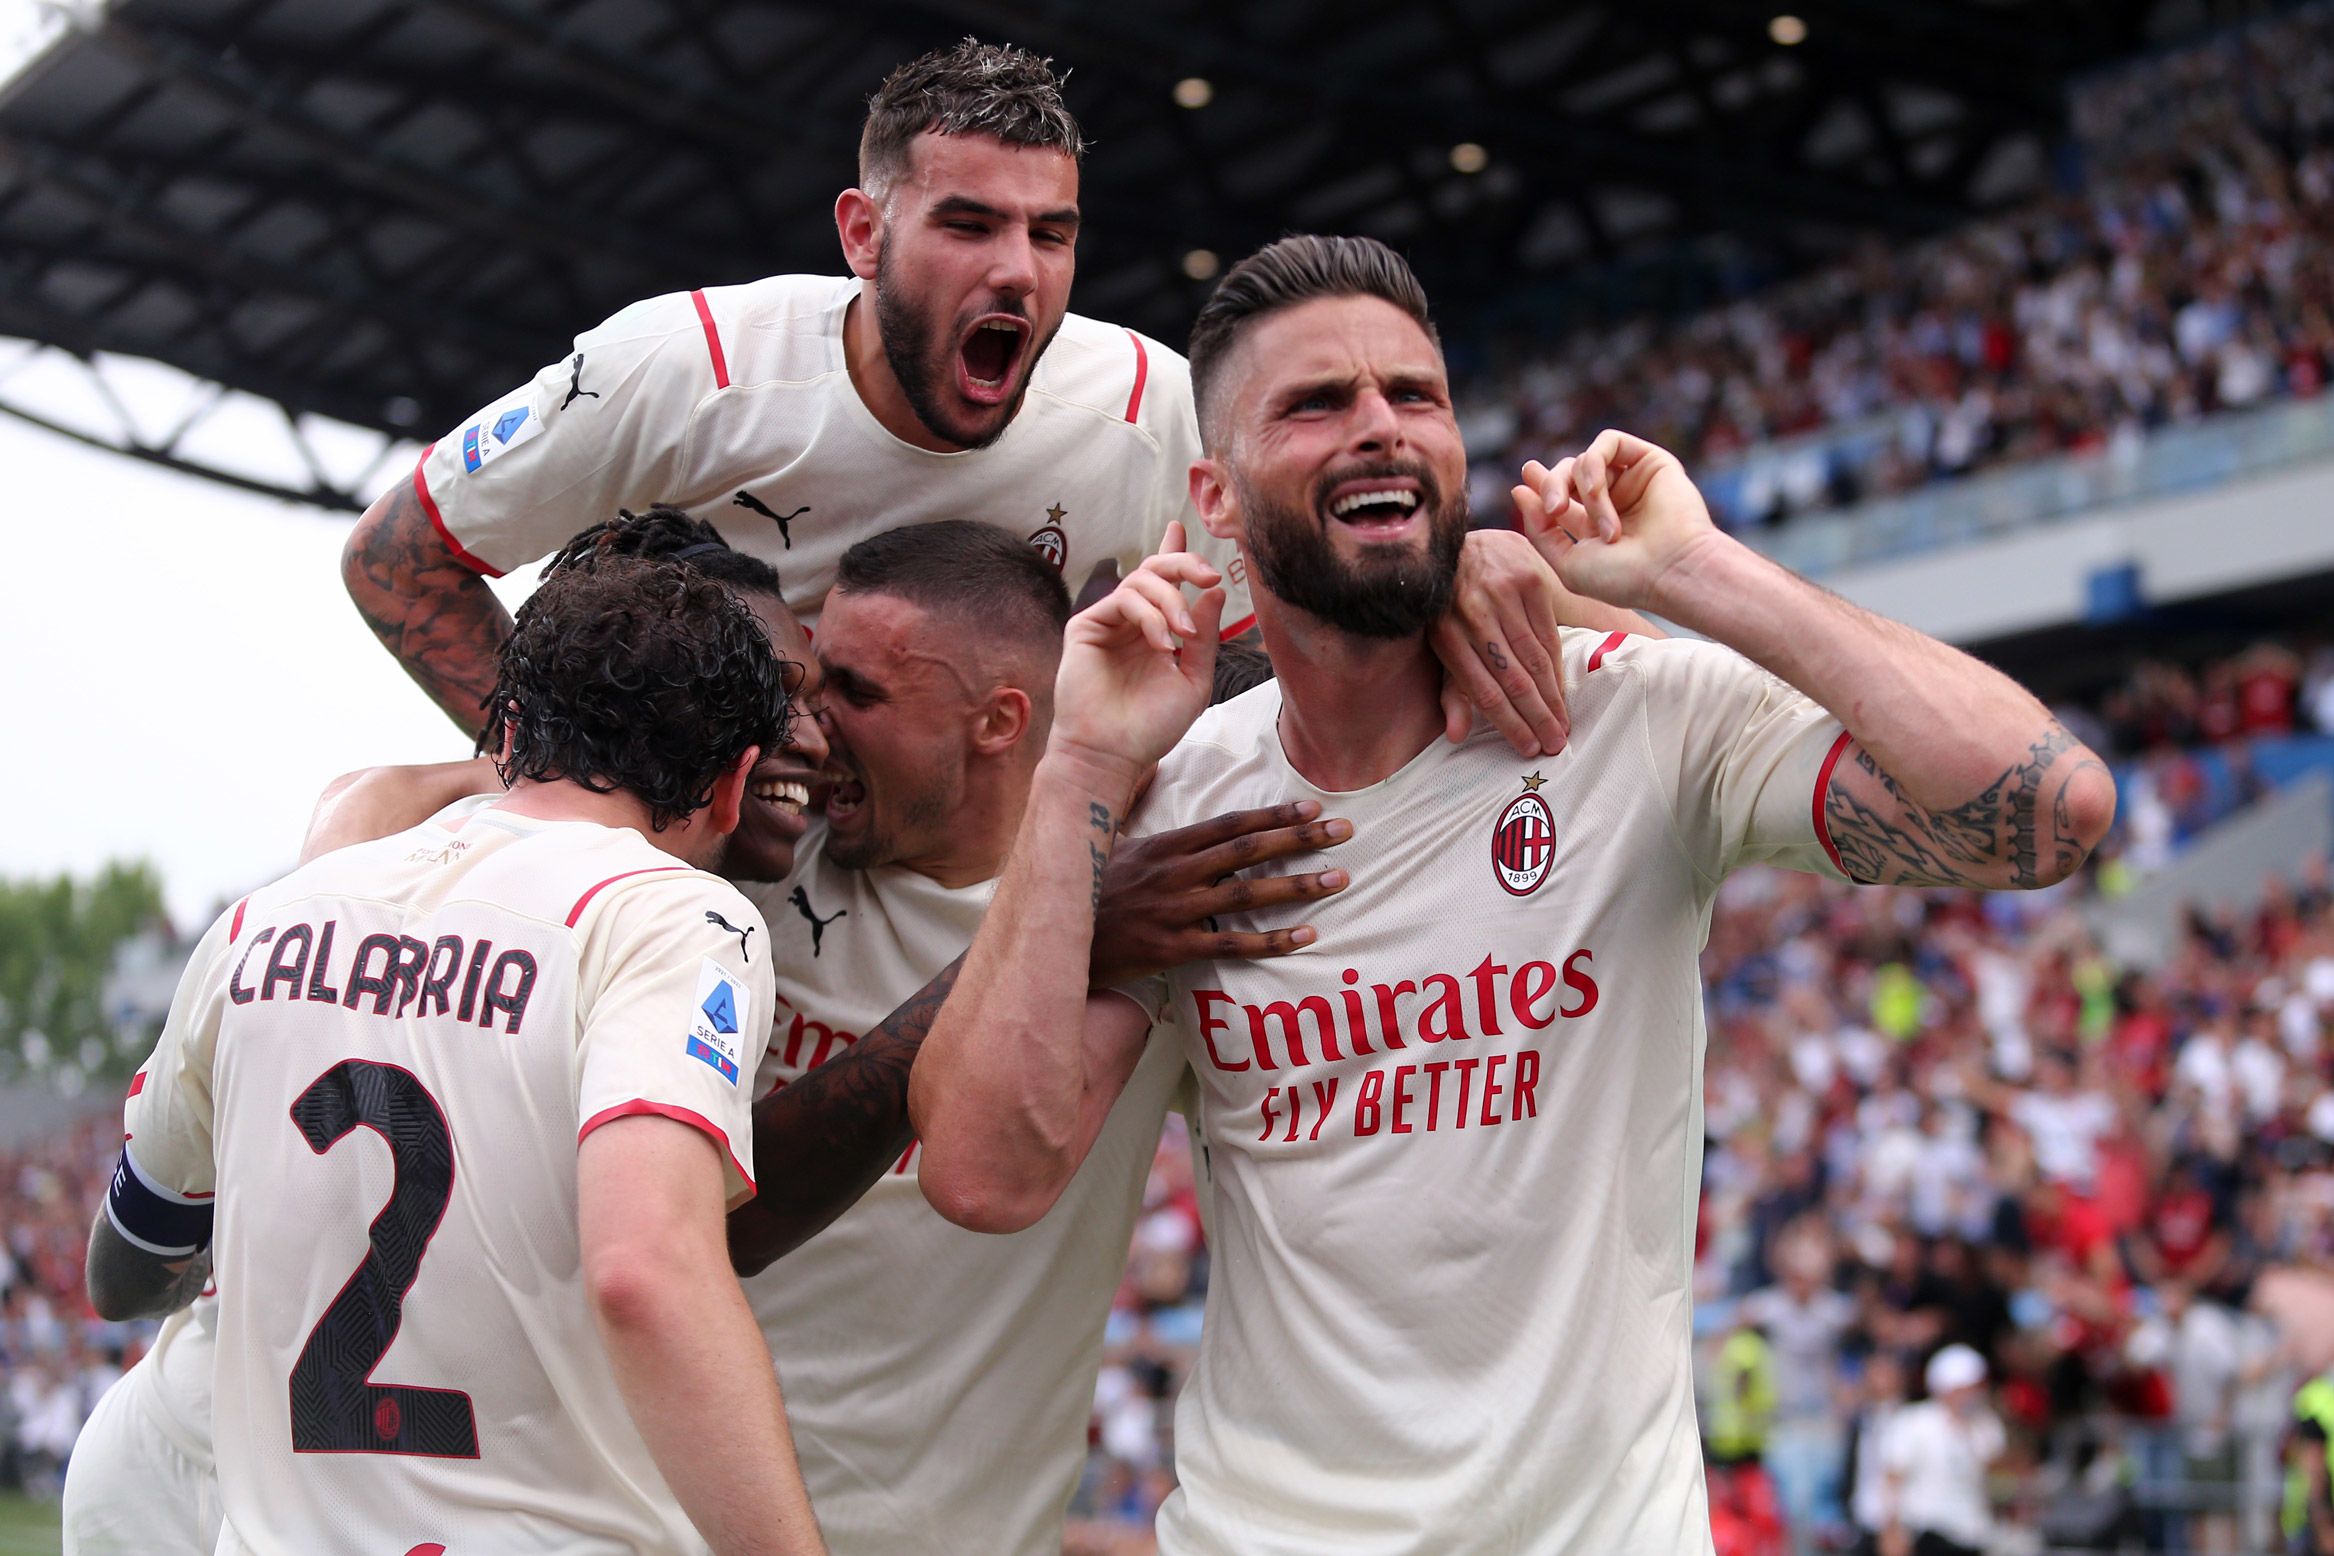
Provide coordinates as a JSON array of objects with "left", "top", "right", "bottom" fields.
[
  {"left": 1028, "top": 501, "right": 1069, "bottom": 572},
  {"left": 1492, "top": 773, "right": 1556, "bottom": 896}
]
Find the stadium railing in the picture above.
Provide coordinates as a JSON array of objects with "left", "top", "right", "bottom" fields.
[{"left": 1717, "top": 394, "right": 2334, "bottom": 579}]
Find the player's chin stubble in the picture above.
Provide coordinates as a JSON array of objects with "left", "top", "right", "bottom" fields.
[
  {"left": 875, "top": 250, "right": 1033, "bottom": 451},
  {"left": 1239, "top": 472, "right": 1467, "bottom": 639}
]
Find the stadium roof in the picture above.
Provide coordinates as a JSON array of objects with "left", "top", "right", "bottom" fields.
[{"left": 0, "top": 0, "right": 2274, "bottom": 509}]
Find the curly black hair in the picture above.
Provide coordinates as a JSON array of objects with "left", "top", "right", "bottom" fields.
[
  {"left": 483, "top": 555, "right": 789, "bottom": 831},
  {"left": 541, "top": 505, "right": 784, "bottom": 600}
]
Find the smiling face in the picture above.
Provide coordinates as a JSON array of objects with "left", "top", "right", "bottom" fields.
[
  {"left": 716, "top": 593, "right": 831, "bottom": 884},
  {"left": 1200, "top": 294, "right": 1470, "bottom": 638},
  {"left": 811, "top": 587, "right": 983, "bottom": 872},
  {"left": 870, "top": 131, "right": 1078, "bottom": 450}
]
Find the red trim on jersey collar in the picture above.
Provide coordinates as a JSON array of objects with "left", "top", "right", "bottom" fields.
[
  {"left": 1218, "top": 612, "right": 1257, "bottom": 642},
  {"left": 1123, "top": 329, "right": 1149, "bottom": 423},
  {"left": 565, "top": 866, "right": 688, "bottom": 928},
  {"left": 1812, "top": 728, "right": 1856, "bottom": 877},
  {"left": 579, "top": 1100, "right": 754, "bottom": 1196},
  {"left": 411, "top": 449, "right": 503, "bottom": 578},
  {"left": 228, "top": 896, "right": 250, "bottom": 943},
  {"left": 1586, "top": 630, "right": 1630, "bottom": 674},
  {"left": 691, "top": 289, "right": 731, "bottom": 390}
]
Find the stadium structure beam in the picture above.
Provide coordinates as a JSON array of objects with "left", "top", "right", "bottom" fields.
[
  {"left": 92, "top": 15, "right": 771, "bottom": 277},
  {"left": 0, "top": 337, "right": 403, "bottom": 512},
  {"left": 0, "top": 133, "right": 552, "bottom": 363}
]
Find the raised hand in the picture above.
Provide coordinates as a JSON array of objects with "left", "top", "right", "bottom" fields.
[
  {"left": 1510, "top": 429, "right": 1724, "bottom": 615},
  {"left": 1052, "top": 522, "right": 1224, "bottom": 779}
]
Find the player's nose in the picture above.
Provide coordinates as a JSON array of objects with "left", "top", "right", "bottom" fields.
[
  {"left": 986, "top": 229, "right": 1039, "bottom": 298},
  {"left": 1348, "top": 388, "right": 1403, "bottom": 452}
]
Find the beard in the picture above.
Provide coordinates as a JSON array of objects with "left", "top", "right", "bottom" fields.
[
  {"left": 821, "top": 757, "right": 956, "bottom": 873},
  {"left": 874, "top": 243, "right": 1051, "bottom": 451},
  {"left": 1240, "top": 461, "right": 1468, "bottom": 638}
]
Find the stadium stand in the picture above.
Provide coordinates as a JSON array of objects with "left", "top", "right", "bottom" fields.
[
  {"left": 1461, "top": 3, "right": 2334, "bottom": 540},
  {"left": 0, "top": 1117, "right": 141, "bottom": 1498}
]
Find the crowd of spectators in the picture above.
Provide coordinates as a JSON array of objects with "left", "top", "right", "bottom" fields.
[
  {"left": 2095, "top": 642, "right": 2334, "bottom": 760},
  {"left": 2079, "top": 639, "right": 2334, "bottom": 881},
  {"left": 1460, "top": 2, "right": 2334, "bottom": 531},
  {"left": 0, "top": 1113, "right": 142, "bottom": 1499}
]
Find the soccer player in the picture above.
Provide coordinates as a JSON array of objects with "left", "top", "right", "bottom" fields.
[
  {"left": 64, "top": 511, "right": 834, "bottom": 1556},
  {"left": 85, "top": 548, "right": 827, "bottom": 1555},
  {"left": 724, "top": 519, "right": 1339, "bottom": 1554},
  {"left": 341, "top": 39, "right": 1592, "bottom": 759},
  {"left": 909, "top": 236, "right": 2117, "bottom": 1553}
]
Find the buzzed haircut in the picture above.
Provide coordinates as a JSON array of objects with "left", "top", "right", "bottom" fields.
[
  {"left": 1186, "top": 234, "right": 1441, "bottom": 448},
  {"left": 859, "top": 39, "right": 1086, "bottom": 200},
  {"left": 834, "top": 520, "right": 1072, "bottom": 655},
  {"left": 540, "top": 504, "right": 783, "bottom": 601}
]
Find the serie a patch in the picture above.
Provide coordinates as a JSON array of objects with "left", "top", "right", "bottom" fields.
[
  {"left": 459, "top": 391, "right": 545, "bottom": 473},
  {"left": 685, "top": 957, "right": 748, "bottom": 1086}
]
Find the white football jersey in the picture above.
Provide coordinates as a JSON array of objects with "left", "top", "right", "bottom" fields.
[
  {"left": 739, "top": 827, "right": 1189, "bottom": 1556},
  {"left": 414, "top": 273, "right": 1255, "bottom": 633},
  {"left": 116, "top": 805, "right": 775, "bottom": 1556},
  {"left": 1118, "top": 629, "right": 1852, "bottom": 1556}
]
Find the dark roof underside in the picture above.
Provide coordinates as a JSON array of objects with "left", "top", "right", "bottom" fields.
[{"left": 0, "top": 0, "right": 2272, "bottom": 505}]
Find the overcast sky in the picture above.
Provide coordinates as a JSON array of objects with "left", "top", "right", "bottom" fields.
[
  {"left": 0, "top": 415, "right": 534, "bottom": 928},
  {"left": 0, "top": 2, "right": 538, "bottom": 926}
]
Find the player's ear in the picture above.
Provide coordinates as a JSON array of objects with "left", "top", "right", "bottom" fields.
[
  {"left": 970, "top": 686, "right": 1033, "bottom": 758},
  {"left": 708, "top": 745, "right": 761, "bottom": 836},
  {"left": 1190, "top": 458, "right": 1240, "bottom": 544},
  {"left": 835, "top": 189, "right": 881, "bottom": 280}
]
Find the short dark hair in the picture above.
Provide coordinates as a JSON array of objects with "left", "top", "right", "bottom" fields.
[
  {"left": 484, "top": 556, "right": 789, "bottom": 831},
  {"left": 1186, "top": 235, "right": 1440, "bottom": 446},
  {"left": 834, "top": 520, "right": 1070, "bottom": 654},
  {"left": 1210, "top": 639, "right": 1276, "bottom": 705},
  {"left": 540, "top": 504, "right": 783, "bottom": 601},
  {"left": 860, "top": 39, "right": 1085, "bottom": 198}
]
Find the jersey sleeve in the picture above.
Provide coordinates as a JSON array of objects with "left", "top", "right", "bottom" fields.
[
  {"left": 572, "top": 873, "right": 777, "bottom": 1209},
  {"left": 111, "top": 905, "right": 240, "bottom": 1256},
  {"left": 411, "top": 290, "right": 726, "bottom": 578},
  {"left": 1625, "top": 635, "right": 1854, "bottom": 884},
  {"left": 1136, "top": 340, "right": 1256, "bottom": 639}
]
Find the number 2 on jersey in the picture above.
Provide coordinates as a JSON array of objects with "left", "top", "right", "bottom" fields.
[{"left": 288, "top": 1060, "right": 479, "bottom": 1457}]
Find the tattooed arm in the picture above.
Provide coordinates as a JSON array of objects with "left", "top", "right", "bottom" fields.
[
  {"left": 1515, "top": 431, "right": 2116, "bottom": 890},
  {"left": 341, "top": 477, "right": 513, "bottom": 742},
  {"left": 1819, "top": 723, "right": 2114, "bottom": 889},
  {"left": 727, "top": 960, "right": 960, "bottom": 1275}
]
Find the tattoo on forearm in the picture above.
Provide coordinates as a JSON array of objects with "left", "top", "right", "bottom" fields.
[
  {"left": 1823, "top": 720, "right": 2102, "bottom": 889},
  {"left": 1088, "top": 802, "right": 1115, "bottom": 910},
  {"left": 344, "top": 482, "right": 513, "bottom": 741},
  {"left": 726, "top": 958, "right": 963, "bottom": 1275}
]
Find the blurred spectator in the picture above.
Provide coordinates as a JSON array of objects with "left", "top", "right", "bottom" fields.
[
  {"left": 0, "top": 1114, "right": 149, "bottom": 1499},
  {"left": 1459, "top": 5, "right": 2334, "bottom": 533},
  {"left": 1880, "top": 1346, "right": 2006, "bottom": 1556}
]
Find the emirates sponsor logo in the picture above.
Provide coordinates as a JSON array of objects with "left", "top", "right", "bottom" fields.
[
  {"left": 1492, "top": 773, "right": 1556, "bottom": 896},
  {"left": 1190, "top": 951, "right": 1598, "bottom": 1075}
]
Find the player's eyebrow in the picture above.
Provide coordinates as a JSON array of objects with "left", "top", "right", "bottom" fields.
[
  {"left": 1273, "top": 372, "right": 1356, "bottom": 412},
  {"left": 818, "top": 658, "right": 887, "bottom": 704},
  {"left": 930, "top": 193, "right": 1081, "bottom": 231}
]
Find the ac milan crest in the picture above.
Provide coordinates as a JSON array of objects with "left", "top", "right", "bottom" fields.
[
  {"left": 1491, "top": 772, "right": 1556, "bottom": 896},
  {"left": 1028, "top": 501, "right": 1069, "bottom": 572}
]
